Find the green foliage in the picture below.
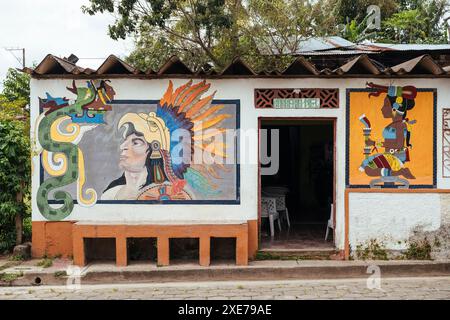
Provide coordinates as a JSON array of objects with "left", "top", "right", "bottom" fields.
[
  {"left": 84, "top": 0, "right": 450, "bottom": 72},
  {"left": 330, "top": 0, "right": 399, "bottom": 26},
  {"left": 23, "top": 215, "right": 31, "bottom": 242},
  {"left": 9, "top": 253, "right": 25, "bottom": 261},
  {"left": 1, "top": 68, "right": 30, "bottom": 105},
  {"left": 243, "top": 0, "right": 327, "bottom": 71},
  {"left": 255, "top": 251, "right": 282, "bottom": 260},
  {"left": 0, "top": 120, "right": 31, "bottom": 251},
  {"left": 433, "top": 237, "right": 441, "bottom": 248},
  {"left": 83, "top": 0, "right": 327, "bottom": 72},
  {"left": 36, "top": 258, "right": 53, "bottom": 268},
  {"left": 0, "top": 271, "right": 23, "bottom": 282},
  {"left": 0, "top": 224, "right": 16, "bottom": 253},
  {"left": 384, "top": 9, "right": 425, "bottom": 42},
  {"left": 341, "top": 20, "right": 364, "bottom": 43},
  {"left": 403, "top": 238, "right": 432, "bottom": 260},
  {"left": 54, "top": 270, "right": 67, "bottom": 278},
  {"left": 126, "top": 33, "right": 176, "bottom": 72},
  {"left": 0, "top": 67, "right": 30, "bottom": 137},
  {"left": 255, "top": 251, "right": 331, "bottom": 261},
  {"left": 0, "top": 69, "right": 31, "bottom": 252},
  {"left": 0, "top": 121, "right": 31, "bottom": 201},
  {"left": 355, "top": 239, "right": 389, "bottom": 260},
  {"left": 0, "top": 96, "right": 28, "bottom": 122},
  {"left": 83, "top": 0, "right": 235, "bottom": 69},
  {"left": 380, "top": 1, "right": 449, "bottom": 43},
  {"left": 0, "top": 106, "right": 31, "bottom": 252},
  {"left": 333, "top": 0, "right": 449, "bottom": 43}
]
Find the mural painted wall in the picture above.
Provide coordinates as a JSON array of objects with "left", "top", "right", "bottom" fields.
[
  {"left": 347, "top": 83, "right": 436, "bottom": 188},
  {"left": 34, "top": 80, "right": 240, "bottom": 221}
]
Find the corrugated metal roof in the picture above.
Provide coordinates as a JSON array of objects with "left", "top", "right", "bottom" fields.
[
  {"left": 296, "top": 37, "right": 450, "bottom": 54},
  {"left": 361, "top": 42, "right": 450, "bottom": 51},
  {"left": 257, "top": 36, "right": 361, "bottom": 55},
  {"left": 296, "top": 38, "right": 338, "bottom": 52},
  {"left": 258, "top": 36, "right": 450, "bottom": 56},
  {"left": 293, "top": 37, "right": 359, "bottom": 53},
  {"left": 325, "top": 36, "right": 356, "bottom": 48},
  {"left": 296, "top": 49, "right": 376, "bottom": 56}
]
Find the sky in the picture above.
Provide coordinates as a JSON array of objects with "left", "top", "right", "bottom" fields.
[{"left": 0, "top": 0, "right": 133, "bottom": 90}]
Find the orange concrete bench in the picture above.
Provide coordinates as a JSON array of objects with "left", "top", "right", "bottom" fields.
[{"left": 72, "top": 221, "right": 248, "bottom": 267}]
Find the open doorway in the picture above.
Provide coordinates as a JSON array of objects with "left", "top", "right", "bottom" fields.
[{"left": 259, "top": 118, "right": 335, "bottom": 250}]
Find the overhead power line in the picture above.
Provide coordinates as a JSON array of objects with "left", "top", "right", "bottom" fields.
[{"left": 4, "top": 47, "right": 25, "bottom": 68}]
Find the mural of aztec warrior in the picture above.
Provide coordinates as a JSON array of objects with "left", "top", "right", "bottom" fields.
[
  {"left": 36, "top": 80, "right": 116, "bottom": 221},
  {"left": 102, "top": 80, "right": 231, "bottom": 201},
  {"left": 36, "top": 79, "right": 232, "bottom": 220},
  {"left": 359, "top": 82, "right": 418, "bottom": 185}
]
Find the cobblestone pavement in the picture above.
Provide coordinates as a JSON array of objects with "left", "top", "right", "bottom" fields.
[{"left": 0, "top": 277, "right": 449, "bottom": 300}]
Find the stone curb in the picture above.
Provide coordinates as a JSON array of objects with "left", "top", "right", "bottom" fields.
[{"left": 2, "top": 260, "right": 449, "bottom": 287}]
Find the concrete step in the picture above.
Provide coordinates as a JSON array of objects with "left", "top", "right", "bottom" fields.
[
  {"left": 1, "top": 259, "right": 449, "bottom": 287},
  {"left": 257, "top": 248, "right": 337, "bottom": 260}
]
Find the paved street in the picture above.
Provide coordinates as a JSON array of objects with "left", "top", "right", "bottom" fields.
[{"left": 0, "top": 276, "right": 449, "bottom": 300}]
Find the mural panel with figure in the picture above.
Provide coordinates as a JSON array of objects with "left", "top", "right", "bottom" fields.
[
  {"left": 35, "top": 80, "right": 240, "bottom": 221},
  {"left": 347, "top": 83, "right": 436, "bottom": 188}
]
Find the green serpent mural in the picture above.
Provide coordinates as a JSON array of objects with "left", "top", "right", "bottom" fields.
[{"left": 35, "top": 80, "right": 115, "bottom": 220}]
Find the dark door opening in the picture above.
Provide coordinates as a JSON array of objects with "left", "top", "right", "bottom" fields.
[{"left": 260, "top": 119, "right": 335, "bottom": 250}]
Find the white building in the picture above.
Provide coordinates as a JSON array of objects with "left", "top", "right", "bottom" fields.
[{"left": 26, "top": 46, "right": 450, "bottom": 266}]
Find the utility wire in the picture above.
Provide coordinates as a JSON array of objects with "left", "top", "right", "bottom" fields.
[{"left": 4, "top": 47, "right": 25, "bottom": 68}]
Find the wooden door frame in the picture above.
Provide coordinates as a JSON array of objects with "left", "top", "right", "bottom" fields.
[{"left": 257, "top": 117, "right": 337, "bottom": 249}]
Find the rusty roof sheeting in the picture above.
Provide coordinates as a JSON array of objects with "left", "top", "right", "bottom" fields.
[
  {"left": 157, "top": 56, "right": 192, "bottom": 75},
  {"left": 33, "top": 54, "right": 83, "bottom": 75},
  {"left": 219, "top": 57, "right": 256, "bottom": 76},
  {"left": 333, "top": 54, "right": 382, "bottom": 75},
  {"left": 96, "top": 55, "right": 140, "bottom": 75},
  {"left": 282, "top": 57, "right": 319, "bottom": 75},
  {"left": 388, "top": 54, "right": 445, "bottom": 75},
  {"left": 363, "top": 42, "right": 450, "bottom": 52},
  {"left": 23, "top": 53, "right": 450, "bottom": 78}
]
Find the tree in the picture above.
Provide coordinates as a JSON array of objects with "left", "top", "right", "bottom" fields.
[
  {"left": 382, "top": 9, "right": 426, "bottom": 43},
  {"left": 243, "top": 0, "right": 325, "bottom": 71},
  {"left": 83, "top": 0, "right": 450, "bottom": 72},
  {"left": 0, "top": 120, "right": 30, "bottom": 249},
  {"left": 2, "top": 68, "right": 30, "bottom": 105},
  {"left": 329, "top": 0, "right": 450, "bottom": 44},
  {"left": 82, "top": 0, "right": 237, "bottom": 70},
  {"left": 330, "top": 0, "right": 399, "bottom": 26},
  {"left": 126, "top": 32, "right": 177, "bottom": 72},
  {"left": 83, "top": 0, "right": 329, "bottom": 72},
  {"left": 0, "top": 68, "right": 30, "bottom": 133},
  {"left": 0, "top": 68, "right": 31, "bottom": 251},
  {"left": 379, "top": 0, "right": 449, "bottom": 43}
]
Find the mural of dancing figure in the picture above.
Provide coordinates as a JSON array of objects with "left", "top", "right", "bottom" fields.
[{"left": 359, "top": 82, "right": 418, "bottom": 187}]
